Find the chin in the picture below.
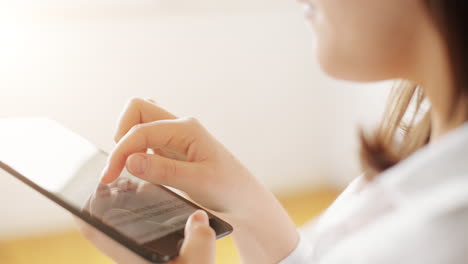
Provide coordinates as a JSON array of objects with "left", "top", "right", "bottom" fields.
[{"left": 315, "top": 49, "right": 393, "bottom": 83}]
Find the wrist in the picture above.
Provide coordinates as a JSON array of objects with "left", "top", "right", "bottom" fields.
[{"left": 224, "top": 181, "right": 299, "bottom": 263}]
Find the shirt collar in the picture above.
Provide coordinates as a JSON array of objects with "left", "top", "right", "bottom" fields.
[{"left": 371, "top": 121, "right": 468, "bottom": 198}]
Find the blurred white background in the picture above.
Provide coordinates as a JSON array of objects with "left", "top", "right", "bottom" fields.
[{"left": 0, "top": 0, "right": 390, "bottom": 239}]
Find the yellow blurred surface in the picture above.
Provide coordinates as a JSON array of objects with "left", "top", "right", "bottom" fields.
[{"left": 0, "top": 189, "right": 339, "bottom": 264}]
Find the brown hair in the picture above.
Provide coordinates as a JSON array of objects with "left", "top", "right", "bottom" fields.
[{"left": 359, "top": 1, "right": 468, "bottom": 180}]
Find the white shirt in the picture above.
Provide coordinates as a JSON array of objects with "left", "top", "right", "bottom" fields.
[{"left": 280, "top": 122, "right": 468, "bottom": 264}]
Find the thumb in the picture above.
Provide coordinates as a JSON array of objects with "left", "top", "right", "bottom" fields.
[
  {"left": 177, "top": 210, "right": 216, "bottom": 264},
  {"left": 125, "top": 153, "right": 204, "bottom": 190}
]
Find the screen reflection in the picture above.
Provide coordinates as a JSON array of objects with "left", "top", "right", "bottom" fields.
[{"left": 0, "top": 118, "right": 197, "bottom": 247}]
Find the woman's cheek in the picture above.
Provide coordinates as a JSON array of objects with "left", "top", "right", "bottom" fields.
[
  {"left": 312, "top": 12, "right": 394, "bottom": 82},
  {"left": 313, "top": 0, "right": 422, "bottom": 82},
  {"left": 309, "top": 3, "right": 356, "bottom": 79}
]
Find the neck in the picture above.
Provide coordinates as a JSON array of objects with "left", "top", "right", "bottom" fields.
[
  {"left": 429, "top": 105, "right": 467, "bottom": 142},
  {"left": 411, "top": 22, "right": 467, "bottom": 142}
]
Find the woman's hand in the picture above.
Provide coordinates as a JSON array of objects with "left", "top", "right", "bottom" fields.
[
  {"left": 95, "top": 98, "right": 299, "bottom": 264},
  {"left": 100, "top": 98, "right": 256, "bottom": 214},
  {"left": 76, "top": 210, "right": 216, "bottom": 264}
]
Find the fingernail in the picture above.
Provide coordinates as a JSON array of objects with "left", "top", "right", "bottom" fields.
[
  {"left": 193, "top": 210, "right": 209, "bottom": 225},
  {"left": 128, "top": 155, "right": 147, "bottom": 175},
  {"left": 185, "top": 210, "right": 208, "bottom": 236}
]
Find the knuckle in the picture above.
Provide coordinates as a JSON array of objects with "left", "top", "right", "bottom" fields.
[
  {"left": 156, "top": 159, "right": 177, "bottom": 183},
  {"left": 128, "top": 97, "right": 145, "bottom": 108},
  {"left": 181, "top": 117, "right": 205, "bottom": 136},
  {"left": 183, "top": 116, "right": 200, "bottom": 126},
  {"left": 129, "top": 123, "right": 146, "bottom": 135}
]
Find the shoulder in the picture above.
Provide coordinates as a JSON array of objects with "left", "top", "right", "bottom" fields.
[{"left": 320, "top": 173, "right": 468, "bottom": 264}]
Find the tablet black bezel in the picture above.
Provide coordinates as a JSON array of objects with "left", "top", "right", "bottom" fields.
[{"left": 0, "top": 158, "right": 233, "bottom": 263}]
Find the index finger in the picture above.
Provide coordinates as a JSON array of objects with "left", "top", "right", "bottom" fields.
[
  {"left": 101, "top": 118, "right": 201, "bottom": 184},
  {"left": 114, "top": 98, "right": 177, "bottom": 143}
]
